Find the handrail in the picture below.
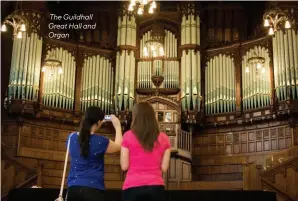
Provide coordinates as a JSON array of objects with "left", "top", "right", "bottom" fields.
[
  {"left": 1, "top": 142, "right": 39, "bottom": 201},
  {"left": 1, "top": 148, "right": 36, "bottom": 175},
  {"left": 261, "top": 156, "right": 298, "bottom": 176},
  {"left": 1, "top": 174, "right": 38, "bottom": 201},
  {"left": 260, "top": 177, "right": 298, "bottom": 201}
]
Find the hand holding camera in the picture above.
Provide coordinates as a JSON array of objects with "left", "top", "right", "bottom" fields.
[{"left": 105, "top": 114, "right": 121, "bottom": 131}]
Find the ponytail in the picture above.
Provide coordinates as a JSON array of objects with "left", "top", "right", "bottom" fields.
[
  {"left": 79, "top": 119, "right": 91, "bottom": 158},
  {"left": 78, "top": 106, "right": 105, "bottom": 158}
]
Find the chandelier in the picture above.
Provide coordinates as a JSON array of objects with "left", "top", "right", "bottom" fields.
[
  {"left": 1, "top": 11, "right": 27, "bottom": 39},
  {"left": 128, "top": 0, "right": 157, "bottom": 15},
  {"left": 245, "top": 51, "right": 266, "bottom": 74},
  {"left": 263, "top": 7, "right": 293, "bottom": 35},
  {"left": 143, "top": 24, "right": 164, "bottom": 58},
  {"left": 42, "top": 57, "right": 63, "bottom": 78},
  {"left": 144, "top": 38, "right": 164, "bottom": 58}
]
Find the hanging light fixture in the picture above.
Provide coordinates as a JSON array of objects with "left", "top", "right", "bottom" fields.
[
  {"left": 143, "top": 23, "right": 164, "bottom": 58},
  {"left": 263, "top": 7, "right": 294, "bottom": 35},
  {"left": 128, "top": 0, "right": 157, "bottom": 15},
  {"left": 42, "top": 56, "right": 63, "bottom": 78},
  {"left": 1, "top": 12, "right": 27, "bottom": 39},
  {"left": 246, "top": 50, "right": 266, "bottom": 74}
]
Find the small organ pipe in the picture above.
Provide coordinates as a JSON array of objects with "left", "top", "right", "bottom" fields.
[
  {"left": 272, "top": 35, "right": 280, "bottom": 100},
  {"left": 287, "top": 30, "right": 295, "bottom": 97},
  {"left": 181, "top": 15, "right": 186, "bottom": 45},
  {"left": 99, "top": 57, "right": 104, "bottom": 109},
  {"left": 95, "top": 55, "right": 99, "bottom": 106},
  {"left": 196, "top": 15, "right": 200, "bottom": 45},
  {"left": 191, "top": 14, "right": 196, "bottom": 44},
  {"left": 127, "top": 16, "right": 131, "bottom": 46}
]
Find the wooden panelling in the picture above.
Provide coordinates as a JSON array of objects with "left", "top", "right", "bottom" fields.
[
  {"left": 168, "top": 181, "right": 243, "bottom": 190},
  {"left": 194, "top": 125, "right": 293, "bottom": 156}
]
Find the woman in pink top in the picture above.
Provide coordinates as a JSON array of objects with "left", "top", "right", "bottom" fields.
[{"left": 120, "top": 102, "right": 171, "bottom": 201}]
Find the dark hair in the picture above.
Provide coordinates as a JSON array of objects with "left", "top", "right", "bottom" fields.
[
  {"left": 131, "top": 102, "right": 160, "bottom": 152},
  {"left": 79, "top": 106, "right": 104, "bottom": 157}
]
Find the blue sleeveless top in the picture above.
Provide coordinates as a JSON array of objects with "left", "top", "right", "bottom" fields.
[{"left": 66, "top": 132, "right": 110, "bottom": 190}]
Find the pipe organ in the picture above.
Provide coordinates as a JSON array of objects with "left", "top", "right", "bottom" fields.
[
  {"left": 115, "top": 14, "right": 136, "bottom": 112},
  {"left": 8, "top": 32, "right": 42, "bottom": 101},
  {"left": 272, "top": 30, "right": 298, "bottom": 101},
  {"left": 205, "top": 55, "right": 236, "bottom": 114},
  {"left": 42, "top": 48, "right": 75, "bottom": 110},
  {"left": 242, "top": 46, "right": 271, "bottom": 110},
  {"left": 163, "top": 30, "right": 179, "bottom": 89},
  {"left": 81, "top": 56, "right": 113, "bottom": 113},
  {"left": 138, "top": 30, "right": 179, "bottom": 89},
  {"left": 180, "top": 9, "right": 201, "bottom": 112}
]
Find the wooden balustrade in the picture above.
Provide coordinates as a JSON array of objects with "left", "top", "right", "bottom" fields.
[
  {"left": 1, "top": 143, "right": 42, "bottom": 200},
  {"left": 242, "top": 146, "right": 298, "bottom": 201},
  {"left": 178, "top": 130, "right": 192, "bottom": 153}
]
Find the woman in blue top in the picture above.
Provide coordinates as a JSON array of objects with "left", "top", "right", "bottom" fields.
[{"left": 66, "top": 106, "right": 122, "bottom": 201}]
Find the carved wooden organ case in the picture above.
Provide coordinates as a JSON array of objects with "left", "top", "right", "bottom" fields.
[{"left": 3, "top": 2, "right": 298, "bottom": 129}]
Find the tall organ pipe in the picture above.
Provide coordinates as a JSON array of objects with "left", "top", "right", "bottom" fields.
[
  {"left": 205, "top": 54, "right": 236, "bottom": 114},
  {"left": 42, "top": 48, "right": 75, "bottom": 110},
  {"left": 8, "top": 32, "right": 42, "bottom": 101},
  {"left": 115, "top": 14, "right": 136, "bottom": 111},
  {"left": 242, "top": 46, "right": 273, "bottom": 110},
  {"left": 81, "top": 55, "right": 113, "bottom": 112},
  {"left": 138, "top": 29, "right": 179, "bottom": 89},
  {"left": 180, "top": 11, "right": 201, "bottom": 112},
  {"left": 272, "top": 30, "right": 298, "bottom": 100}
]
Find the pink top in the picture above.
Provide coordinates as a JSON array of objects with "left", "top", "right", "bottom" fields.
[{"left": 122, "top": 130, "right": 171, "bottom": 190}]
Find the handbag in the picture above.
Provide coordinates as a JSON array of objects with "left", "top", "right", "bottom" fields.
[{"left": 55, "top": 133, "right": 75, "bottom": 201}]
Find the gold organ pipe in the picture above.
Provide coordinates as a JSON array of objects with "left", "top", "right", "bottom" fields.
[
  {"left": 117, "top": 17, "right": 121, "bottom": 46},
  {"left": 99, "top": 57, "right": 103, "bottom": 109},
  {"left": 191, "top": 14, "right": 196, "bottom": 45},
  {"left": 14, "top": 33, "right": 21, "bottom": 99},
  {"left": 116, "top": 13, "right": 136, "bottom": 111},
  {"left": 205, "top": 62, "right": 208, "bottom": 114},
  {"left": 186, "top": 51, "right": 191, "bottom": 110},
  {"left": 224, "top": 54, "right": 228, "bottom": 112},
  {"left": 106, "top": 58, "right": 109, "bottom": 111},
  {"left": 127, "top": 15, "right": 131, "bottom": 46},
  {"left": 181, "top": 51, "right": 185, "bottom": 110},
  {"left": 287, "top": 30, "right": 295, "bottom": 97},
  {"left": 284, "top": 31, "right": 291, "bottom": 94},
  {"left": 196, "top": 15, "right": 200, "bottom": 45},
  {"left": 181, "top": 15, "right": 186, "bottom": 45},
  {"left": 272, "top": 29, "right": 297, "bottom": 101},
  {"left": 95, "top": 55, "right": 99, "bottom": 106},
  {"left": 206, "top": 55, "right": 236, "bottom": 114},
  {"left": 18, "top": 32, "right": 25, "bottom": 99},
  {"left": 185, "top": 16, "right": 190, "bottom": 45},
  {"left": 82, "top": 58, "right": 86, "bottom": 110},
  {"left": 294, "top": 30, "right": 298, "bottom": 96},
  {"left": 212, "top": 56, "right": 216, "bottom": 113},
  {"left": 272, "top": 35, "right": 279, "bottom": 100}
]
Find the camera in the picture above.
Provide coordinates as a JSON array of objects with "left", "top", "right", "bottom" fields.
[{"left": 104, "top": 115, "right": 111, "bottom": 121}]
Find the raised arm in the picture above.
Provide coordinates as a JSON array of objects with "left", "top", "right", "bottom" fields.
[{"left": 106, "top": 115, "right": 123, "bottom": 153}]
